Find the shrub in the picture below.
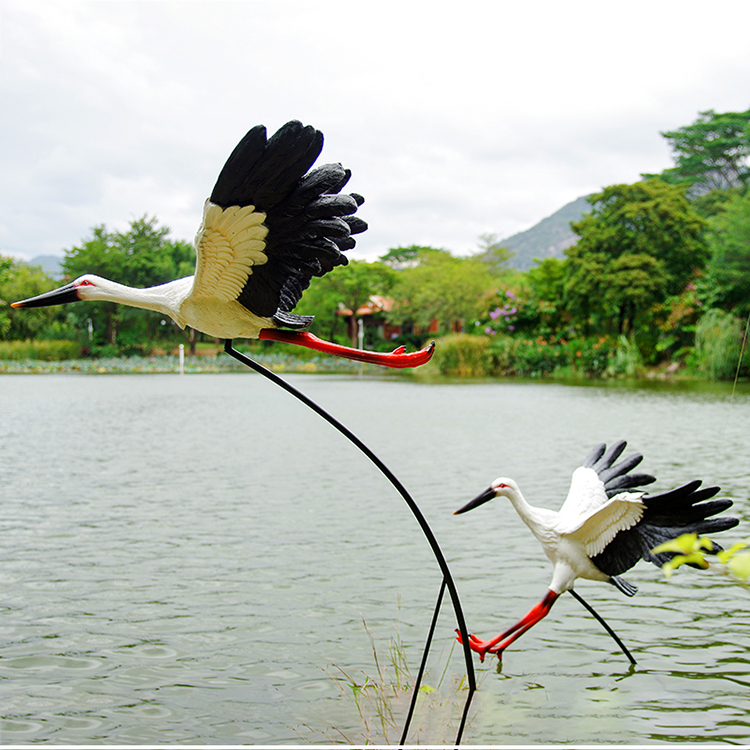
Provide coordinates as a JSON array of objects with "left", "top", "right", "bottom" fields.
[
  {"left": 488, "top": 336, "right": 567, "bottom": 377},
  {"left": 0, "top": 339, "right": 82, "bottom": 361},
  {"left": 607, "top": 335, "right": 644, "bottom": 377},
  {"left": 563, "top": 336, "right": 616, "bottom": 377},
  {"left": 693, "top": 309, "right": 749, "bottom": 380},
  {"left": 431, "top": 333, "right": 491, "bottom": 376}
]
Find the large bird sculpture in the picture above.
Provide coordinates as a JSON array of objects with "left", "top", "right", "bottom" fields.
[
  {"left": 12, "top": 121, "right": 433, "bottom": 368},
  {"left": 454, "top": 440, "right": 739, "bottom": 661}
]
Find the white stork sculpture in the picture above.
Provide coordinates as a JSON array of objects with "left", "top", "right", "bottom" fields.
[
  {"left": 12, "top": 121, "right": 433, "bottom": 368},
  {"left": 454, "top": 440, "right": 739, "bottom": 661}
]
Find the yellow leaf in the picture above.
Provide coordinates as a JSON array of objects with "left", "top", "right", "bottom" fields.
[
  {"left": 653, "top": 533, "right": 698, "bottom": 555},
  {"left": 718, "top": 542, "right": 749, "bottom": 564},
  {"left": 728, "top": 552, "right": 750, "bottom": 582}
]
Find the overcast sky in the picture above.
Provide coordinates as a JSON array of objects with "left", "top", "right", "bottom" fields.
[{"left": 2, "top": 0, "right": 750, "bottom": 265}]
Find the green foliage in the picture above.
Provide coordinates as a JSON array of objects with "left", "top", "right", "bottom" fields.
[
  {"left": 379, "top": 245, "right": 430, "bottom": 269},
  {"left": 432, "top": 333, "right": 620, "bottom": 379},
  {"left": 494, "top": 337, "right": 568, "bottom": 377},
  {"left": 0, "top": 339, "right": 81, "bottom": 361},
  {"left": 474, "top": 232, "right": 515, "bottom": 275},
  {"left": 431, "top": 333, "right": 491, "bottom": 376},
  {"left": 6, "top": 107, "right": 748, "bottom": 378},
  {"left": 692, "top": 308, "right": 749, "bottom": 380},
  {"left": 648, "top": 108, "right": 750, "bottom": 192},
  {"left": 701, "top": 189, "right": 750, "bottom": 315},
  {"left": 388, "top": 248, "right": 495, "bottom": 334},
  {"left": 0, "top": 255, "right": 67, "bottom": 341},
  {"left": 565, "top": 180, "right": 708, "bottom": 341},
  {"left": 608, "top": 335, "right": 644, "bottom": 377},
  {"left": 61, "top": 216, "right": 196, "bottom": 348}
]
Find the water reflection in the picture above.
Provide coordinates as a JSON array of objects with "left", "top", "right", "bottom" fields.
[{"left": 0, "top": 372, "right": 748, "bottom": 743}]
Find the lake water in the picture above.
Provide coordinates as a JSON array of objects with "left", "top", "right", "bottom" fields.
[{"left": 1, "top": 370, "right": 749, "bottom": 744}]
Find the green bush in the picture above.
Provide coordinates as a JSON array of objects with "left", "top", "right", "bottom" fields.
[
  {"left": 486, "top": 336, "right": 566, "bottom": 377},
  {"left": 607, "top": 335, "right": 644, "bottom": 377},
  {"left": 0, "top": 339, "right": 82, "bottom": 361},
  {"left": 563, "top": 336, "right": 616, "bottom": 377},
  {"left": 431, "top": 333, "right": 491, "bottom": 376},
  {"left": 692, "top": 309, "right": 749, "bottom": 380}
]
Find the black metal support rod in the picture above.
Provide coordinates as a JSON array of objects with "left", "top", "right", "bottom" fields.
[
  {"left": 223, "top": 342, "right": 476, "bottom": 742},
  {"left": 400, "top": 578, "right": 446, "bottom": 745},
  {"left": 568, "top": 589, "right": 636, "bottom": 666}
]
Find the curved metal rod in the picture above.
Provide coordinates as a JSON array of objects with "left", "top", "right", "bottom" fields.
[
  {"left": 568, "top": 589, "right": 636, "bottom": 665},
  {"left": 223, "top": 341, "right": 476, "bottom": 743}
]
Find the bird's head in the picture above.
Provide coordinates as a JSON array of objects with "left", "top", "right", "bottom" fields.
[
  {"left": 454, "top": 476, "right": 519, "bottom": 515},
  {"left": 12, "top": 275, "right": 108, "bottom": 308}
]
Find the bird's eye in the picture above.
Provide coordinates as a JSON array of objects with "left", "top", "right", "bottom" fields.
[{"left": 77, "top": 280, "right": 95, "bottom": 287}]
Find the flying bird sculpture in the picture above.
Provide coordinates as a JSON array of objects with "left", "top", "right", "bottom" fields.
[
  {"left": 12, "top": 121, "right": 433, "bottom": 368},
  {"left": 454, "top": 440, "right": 739, "bottom": 661}
]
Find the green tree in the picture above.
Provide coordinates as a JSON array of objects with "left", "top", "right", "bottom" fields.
[
  {"left": 475, "top": 232, "right": 515, "bottom": 276},
  {"left": 526, "top": 257, "right": 570, "bottom": 337},
  {"left": 388, "top": 248, "right": 495, "bottom": 334},
  {"left": 62, "top": 216, "right": 196, "bottom": 350},
  {"left": 0, "top": 255, "right": 65, "bottom": 341},
  {"left": 564, "top": 180, "right": 708, "bottom": 346},
  {"left": 646, "top": 108, "right": 750, "bottom": 193},
  {"left": 380, "top": 245, "right": 430, "bottom": 269},
  {"left": 701, "top": 189, "right": 750, "bottom": 316}
]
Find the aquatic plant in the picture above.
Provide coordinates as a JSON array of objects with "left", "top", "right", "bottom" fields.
[{"left": 300, "top": 618, "right": 475, "bottom": 744}]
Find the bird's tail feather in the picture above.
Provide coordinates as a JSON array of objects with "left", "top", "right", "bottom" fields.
[{"left": 610, "top": 576, "right": 638, "bottom": 597}]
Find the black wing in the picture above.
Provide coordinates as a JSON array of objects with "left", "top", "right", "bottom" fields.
[
  {"left": 209, "top": 121, "right": 367, "bottom": 328},
  {"left": 587, "top": 441, "right": 739, "bottom": 577},
  {"left": 582, "top": 439, "right": 656, "bottom": 497}
]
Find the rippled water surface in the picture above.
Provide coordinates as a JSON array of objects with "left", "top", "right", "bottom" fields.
[{"left": 1, "top": 371, "right": 749, "bottom": 744}]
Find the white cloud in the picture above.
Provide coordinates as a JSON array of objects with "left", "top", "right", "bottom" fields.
[{"left": 1, "top": 0, "right": 749, "bottom": 264}]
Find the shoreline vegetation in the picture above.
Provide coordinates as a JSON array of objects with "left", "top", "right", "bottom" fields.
[{"left": 1, "top": 333, "right": 747, "bottom": 384}]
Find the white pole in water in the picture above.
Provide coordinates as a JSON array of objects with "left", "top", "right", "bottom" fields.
[
  {"left": 179, "top": 344, "right": 184, "bottom": 375},
  {"left": 358, "top": 317, "right": 364, "bottom": 350}
]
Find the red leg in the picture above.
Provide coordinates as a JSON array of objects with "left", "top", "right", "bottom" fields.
[
  {"left": 457, "top": 590, "right": 559, "bottom": 661},
  {"left": 259, "top": 330, "right": 435, "bottom": 368}
]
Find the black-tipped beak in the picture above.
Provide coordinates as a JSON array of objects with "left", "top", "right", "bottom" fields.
[
  {"left": 454, "top": 486, "right": 496, "bottom": 515},
  {"left": 11, "top": 283, "right": 81, "bottom": 309}
]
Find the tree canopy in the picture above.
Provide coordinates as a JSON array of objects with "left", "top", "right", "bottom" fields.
[
  {"left": 387, "top": 247, "right": 496, "bottom": 334},
  {"left": 646, "top": 108, "right": 750, "bottom": 193},
  {"left": 564, "top": 180, "right": 708, "bottom": 337}
]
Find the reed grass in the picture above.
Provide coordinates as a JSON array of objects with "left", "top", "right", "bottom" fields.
[{"left": 299, "top": 617, "right": 476, "bottom": 744}]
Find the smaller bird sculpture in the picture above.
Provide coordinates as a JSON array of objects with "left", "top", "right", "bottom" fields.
[
  {"left": 454, "top": 440, "right": 739, "bottom": 662},
  {"left": 12, "top": 120, "right": 433, "bottom": 368}
]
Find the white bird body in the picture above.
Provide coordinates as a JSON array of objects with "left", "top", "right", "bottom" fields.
[
  {"left": 488, "top": 472, "right": 645, "bottom": 595},
  {"left": 455, "top": 440, "right": 738, "bottom": 661},
  {"left": 12, "top": 122, "right": 434, "bottom": 368}
]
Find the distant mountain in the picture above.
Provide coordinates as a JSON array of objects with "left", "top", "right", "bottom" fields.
[
  {"left": 501, "top": 195, "right": 591, "bottom": 271},
  {"left": 28, "top": 255, "right": 64, "bottom": 278}
]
